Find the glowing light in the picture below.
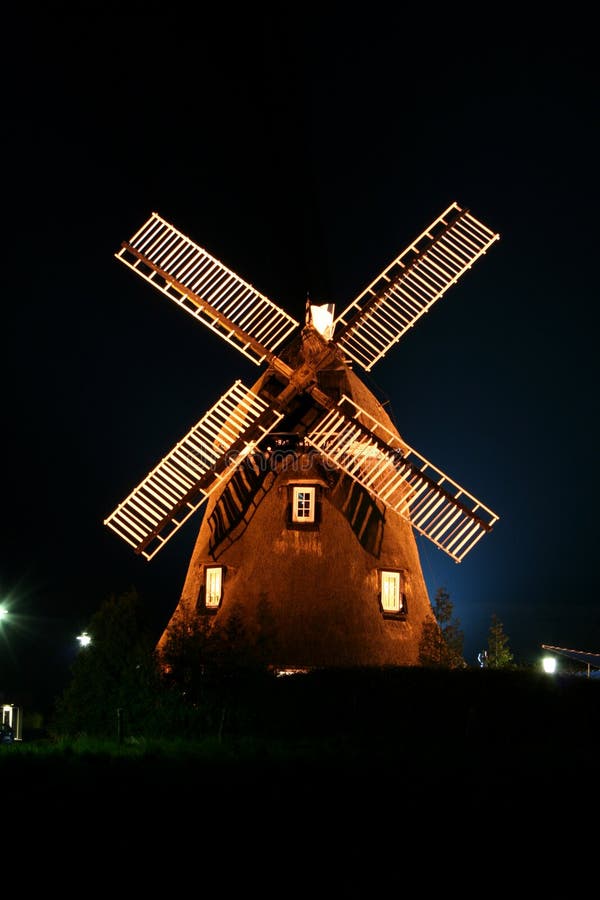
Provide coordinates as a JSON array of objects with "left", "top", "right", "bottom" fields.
[
  {"left": 310, "top": 303, "right": 335, "bottom": 340},
  {"left": 0, "top": 606, "right": 7, "bottom": 620},
  {"left": 275, "top": 668, "right": 309, "bottom": 677},
  {"left": 542, "top": 656, "right": 557, "bottom": 674},
  {"left": 77, "top": 631, "right": 92, "bottom": 647}
]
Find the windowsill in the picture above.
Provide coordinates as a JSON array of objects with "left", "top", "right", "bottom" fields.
[
  {"left": 380, "top": 609, "right": 407, "bottom": 620},
  {"left": 287, "top": 521, "right": 320, "bottom": 532}
]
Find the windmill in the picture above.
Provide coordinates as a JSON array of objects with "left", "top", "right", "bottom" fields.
[{"left": 105, "top": 202, "right": 500, "bottom": 670}]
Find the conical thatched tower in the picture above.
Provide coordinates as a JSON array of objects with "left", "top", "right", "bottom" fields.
[{"left": 156, "top": 333, "right": 433, "bottom": 670}]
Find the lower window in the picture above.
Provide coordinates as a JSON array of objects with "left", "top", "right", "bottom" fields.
[
  {"left": 205, "top": 566, "right": 223, "bottom": 609},
  {"left": 380, "top": 570, "right": 405, "bottom": 616}
]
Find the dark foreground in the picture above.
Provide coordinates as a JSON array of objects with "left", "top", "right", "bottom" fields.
[{"left": 2, "top": 667, "right": 598, "bottom": 887}]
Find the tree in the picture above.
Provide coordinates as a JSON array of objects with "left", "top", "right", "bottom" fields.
[
  {"left": 158, "top": 608, "right": 215, "bottom": 698},
  {"left": 486, "top": 613, "right": 514, "bottom": 669},
  {"left": 51, "top": 587, "right": 161, "bottom": 738},
  {"left": 159, "top": 603, "right": 270, "bottom": 684},
  {"left": 419, "top": 586, "right": 465, "bottom": 668}
]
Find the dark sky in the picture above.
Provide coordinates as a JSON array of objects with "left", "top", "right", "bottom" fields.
[{"left": 2, "top": 6, "right": 598, "bottom": 705}]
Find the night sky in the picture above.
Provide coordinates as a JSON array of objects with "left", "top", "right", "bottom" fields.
[{"left": 2, "top": 7, "right": 598, "bottom": 707}]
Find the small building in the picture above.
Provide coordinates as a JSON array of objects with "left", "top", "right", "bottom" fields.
[{"left": 1, "top": 704, "right": 23, "bottom": 742}]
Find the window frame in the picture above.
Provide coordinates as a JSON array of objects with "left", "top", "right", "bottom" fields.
[
  {"left": 287, "top": 484, "right": 321, "bottom": 530},
  {"left": 379, "top": 569, "right": 406, "bottom": 618},
  {"left": 204, "top": 565, "right": 224, "bottom": 610},
  {"left": 291, "top": 485, "right": 316, "bottom": 523}
]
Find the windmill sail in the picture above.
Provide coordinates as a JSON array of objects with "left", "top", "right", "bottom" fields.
[
  {"left": 334, "top": 203, "right": 499, "bottom": 371},
  {"left": 105, "top": 201, "right": 501, "bottom": 671},
  {"left": 116, "top": 212, "right": 300, "bottom": 365},
  {"left": 306, "top": 395, "right": 498, "bottom": 562},
  {"left": 104, "top": 380, "right": 283, "bottom": 560},
  {"left": 107, "top": 204, "right": 500, "bottom": 568}
]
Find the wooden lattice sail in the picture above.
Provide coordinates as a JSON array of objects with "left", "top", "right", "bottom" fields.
[{"left": 105, "top": 202, "right": 500, "bottom": 670}]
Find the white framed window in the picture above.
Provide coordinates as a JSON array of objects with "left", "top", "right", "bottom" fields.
[
  {"left": 205, "top": 566, "right": 223, "bottom": 609},
  {"left": 292, "top": 486, "right": 316, "bottom": 523},
  {"left": 380, "top": 570, "right": 402, "bottom": 614}
]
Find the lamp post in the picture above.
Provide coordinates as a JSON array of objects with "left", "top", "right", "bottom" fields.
[{"left": 542, "top": 655, "right": 557, "bottom": 674}]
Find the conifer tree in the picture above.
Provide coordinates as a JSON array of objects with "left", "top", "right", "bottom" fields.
[{"left": 486, "top": 613, "right": 514, "bottom": 669}]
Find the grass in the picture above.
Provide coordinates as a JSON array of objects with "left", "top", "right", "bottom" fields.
[
  {"left": 2, "top": 667, "right": 597, "bottom": 879},
  {"left": 3, "top": 665, "right": 597, "bottom": 772}
]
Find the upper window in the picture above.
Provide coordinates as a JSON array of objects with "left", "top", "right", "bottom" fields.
[
  {"left": 380, "top": 570, "right": 404, "bottom": 615},
  {"left": 287, "top": 484, "right": 321, "bottom": 530},
  {"left": 205, "top": 566, "right": 223, "bottom": 609},
  {"left": 292, "top": 486, "right": 316, "bottom": 523}
]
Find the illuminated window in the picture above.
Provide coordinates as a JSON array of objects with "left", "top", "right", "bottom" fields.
[
  {"left": 205, "top": 566, "right": 223, "bottom": 609},
  {"left": 380, "top": 570, "right": 404, "bottom": 615},
  {"left": 292, "top": 486, "right": 316, "bottom": 523}
]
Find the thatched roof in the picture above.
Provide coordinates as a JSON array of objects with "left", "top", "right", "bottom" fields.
[{"left": 157, "top": 346, "right": 434, "bottom": 669}]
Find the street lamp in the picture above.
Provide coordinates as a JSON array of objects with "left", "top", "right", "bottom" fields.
[
  {"left": 542, "top": 655, "right": 557, "bottom": 674},
  {"left": 77, "top": 631, "right": 92, "bottom": 647}
]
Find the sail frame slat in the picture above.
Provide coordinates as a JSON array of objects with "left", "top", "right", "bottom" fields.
[
  {"left": 116, "top": 212, "right": 300, "bottom": 365},
  {"left": 334, "top": 203, "right": 499, "bottom": 371},
  {"left": 305, "top": 395, "right": 498, "bottom": 562},
  {"left": 104, "top": 380, "right": 284, "bottom": 559}
]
